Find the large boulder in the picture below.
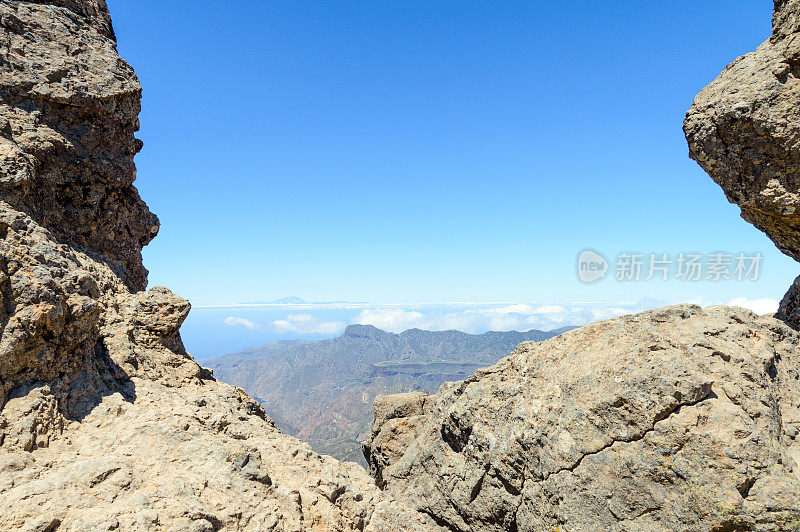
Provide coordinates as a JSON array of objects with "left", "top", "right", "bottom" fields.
[
  {"left": 364, "top": 305, "right": 800, "bottom": 531},
  {"left": 685, "top": 0, "right": 800, "bottom": 263}
]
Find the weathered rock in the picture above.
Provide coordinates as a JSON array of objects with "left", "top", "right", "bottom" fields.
[
  {"left": 685, "top": 0, "right": 800, "bottom": 263},
  {"left": 0, "top": 0, "right": 158, "bottom": 291},
  {"left": 364, "top": 305, "right": 800, "bottom": 531},
  {"left": 684, "top": 0, "right": 800, "bottom": 324},
  {"left": 206, "top": 325, "right": 570, "bottom": 466},
  {"left": 366, "top": 4, "right": 800, "bottom": 527},
  {"left": 0, "top": 2, "right": 429, "bottom": 530},
  {"left": 0, "top": 369, "right": 432, "bottom": 530},
  {"left": 5, "top": 1, "right": 800, "bottom": 531},
  {"left": 364, "top": 392, "right": 432, "bottom": 488}
]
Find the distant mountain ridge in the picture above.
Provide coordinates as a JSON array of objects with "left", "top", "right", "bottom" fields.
[{"left": 205, "top": 324, "right": 575, "bottom": 464}]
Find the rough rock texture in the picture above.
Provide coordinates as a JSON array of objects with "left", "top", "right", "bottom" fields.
[
  {"left": 364, "top": 305, "right": 800, "bottom": 531},
  {"left": 0, "top": 2, "right": 427, "bottom": 530},
  {"left": 367, "top": 3, "right": 800, "bottom": 529},
  {"left": 206, "top": 326, "right": 572, "bottom": 466},
  {"left": 6, "top": 1, "right": 800, "bottom": 531},
  {"left": 0, "top": 0, "right": 158, "bottom": 291},
  {"left": 685, "top": 0, "right": 800, "bottom": 324},
  {"left": 685, "top": 0, "right": 800, "bottom": 263}
]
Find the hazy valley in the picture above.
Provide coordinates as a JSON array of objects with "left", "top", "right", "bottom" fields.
[{"left": 205, "top": 324, "right": 574, "bottom": 464}]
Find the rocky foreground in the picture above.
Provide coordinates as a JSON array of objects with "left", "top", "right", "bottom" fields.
[
  {"left": 364, "top": 305, "right": 800, "bottom": 530},
  {"left": 0, "top": 0, "right": 799, "bottom": 531}
]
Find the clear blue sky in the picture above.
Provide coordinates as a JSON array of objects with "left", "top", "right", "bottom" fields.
[{"left": 108, "top": 0, "right": 795, "bottom": 310}]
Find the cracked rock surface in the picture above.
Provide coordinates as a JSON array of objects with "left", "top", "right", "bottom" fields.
[{"left": 364, "top": 305, "right": 800, "bottom": 531}]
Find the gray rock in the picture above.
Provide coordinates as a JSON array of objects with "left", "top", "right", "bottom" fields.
[
  {"left": 0, "top": 0, "right": 157, "bottom": 291},
  {"left": 3, "top": 0, "right": 800, "bottom": 531},
  {"left": 685, "top": 3, "right": 800, "bottom": 263},
  {"left": 777, "top": 274, "right": 800, "bottom": 329}
]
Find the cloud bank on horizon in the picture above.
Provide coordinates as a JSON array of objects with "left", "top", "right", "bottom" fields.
[{"left": 219, "top": 297, "right": 780, "bottom": 336}]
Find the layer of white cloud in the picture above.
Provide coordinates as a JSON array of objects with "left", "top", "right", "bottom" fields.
[
  {"left": 270, "top": 313, "right": 346, "bottom": 335},
  {"left": 351, "top": 303, "right": 648, "bottom": 334},
  {"left": 223, "top": 316, "right": 260, "bottom": 330},
  {"left": 224, "top": 297, "right": 785, "bottom": 339},
  {"left": 727, "top": 297, "right": 779, "bottom": 315}
]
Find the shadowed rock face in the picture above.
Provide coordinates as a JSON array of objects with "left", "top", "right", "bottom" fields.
[
  {"left": 685, "top": 0, "right": 800, "bottom": 263},
  {"left": 774, "top": 0, "right": 800, "bottom": 42},
  {"left": 0, "top": 0, "right": 157, "bottom": 291},
  {"left": 0, "top": 0, "right": 160, "bottom": 402}
]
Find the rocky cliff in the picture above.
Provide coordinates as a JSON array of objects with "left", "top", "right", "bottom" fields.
[
  {"left": 364, "top": 306, "right": 800, "bottom": 530},
  {"left": 0, "top": 2, "right": 425, "bottom": 529}
]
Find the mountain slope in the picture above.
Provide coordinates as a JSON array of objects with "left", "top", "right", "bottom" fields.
[{"left": 205, "top": 325, "right": 575, "bottom": 463}]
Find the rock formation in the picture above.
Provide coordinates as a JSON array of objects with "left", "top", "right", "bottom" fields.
[
  {"left": 3, "top": 0, "right": 800, "bottom": 531},
  {"left": 364, "top": 306, "right": 800, "bottom": 530},
  {"left": 206, "top": 325, "right": 573, "bottom": 466},
  {"left": 0, "top": 2, "right": 425, "bottom": 529},
  {"left": 684, "top": 0, "right": 800, "bottom": 328}
]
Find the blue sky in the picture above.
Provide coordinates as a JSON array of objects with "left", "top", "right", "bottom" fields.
[{"left": 106, "top": 1, "right": 796, "bottom": 355}]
